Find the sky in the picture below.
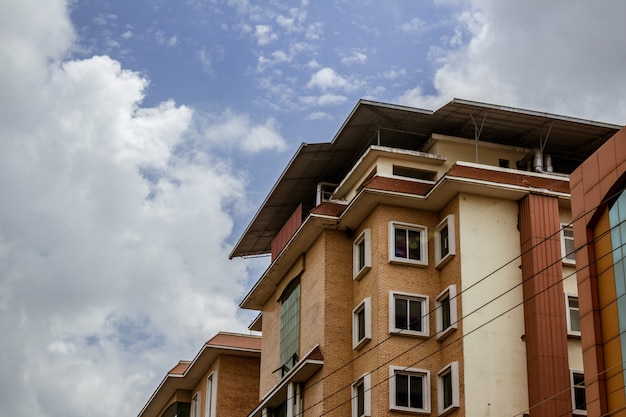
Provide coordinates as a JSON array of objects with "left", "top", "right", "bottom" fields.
[{"left": 1, "top": 1, "right": 626, "bottom": 416}]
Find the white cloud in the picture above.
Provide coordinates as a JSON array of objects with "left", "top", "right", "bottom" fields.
[
  {"left": 194, "top": 109, "right": 287, "bottom": 153},
  {"left": 398, "top": 0, "right": 626, "bottom": 124},
  {"left": 306, "top": 111, "right": 332, "bottom": 121},
  {"left": 340, "top": 50, "right": 368, "bottom": 66},
  {"left": 154, "top": 30, "right": 178, "bottom": 48},
  {"left": 255, "top": 24, "right": 278, "bottom": 45},
  {"left": 121, "top": 30, "right": 133, "bottom": 40},
  {"left": 300, "top": 93, "right": 347, "bottom": 107},
  {"left": 383, "top": 68, "right": 406, "bottom": 80},
  {"left": 307, "top": 67, "right": 350, "bottom": 91},
  {"left": 401, "top": 17, "right": 427, "bottom": 33},
  {"left": 0, "top": 1, "right": 260, "bottom": 416}
]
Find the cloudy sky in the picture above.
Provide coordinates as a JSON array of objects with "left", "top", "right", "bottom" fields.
[{"left": 1, "top": 0, "right": 625, "bottom": 416}]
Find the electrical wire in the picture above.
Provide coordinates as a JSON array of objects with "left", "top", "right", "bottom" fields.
[{"left": 258, "top": 185, "right": 626, "bottom": 416}]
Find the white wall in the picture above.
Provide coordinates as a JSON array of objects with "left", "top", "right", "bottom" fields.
[{"left": 459, "top": 193, "right": 529, "bottom": 416}]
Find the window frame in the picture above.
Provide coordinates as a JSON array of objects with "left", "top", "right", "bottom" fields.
[
  {"left": 570, "top": 370, "right": 587, "bottom": 415},
  {"left": 565, "top": 294, "right": 581, "bottom": 337},
  {"left": 437, "top": 362, "right": 460, "bottom": 416},
  {"left": 388, "top": 221, "right": 428, "bottom": 266},
  {"left": 436, "top": 285, "right": 457, "bottom": 341},
  {"left": 190, "top": 391, "right": 201, "bottom": 417},
  {"left": 561, "top": 223, "right": 576, "bottom": 265},
  {"left": 389, "top": 291, "right": 429, "bottom": 337},
  {"left": 205, "top": 371, "right": 217, "bottom": 417},
  {"left": 389, "top": 366, "right": 431, "bottom": 413},
  {"left": 353, "top": 228, "right": 372, "bottom": 280},
  {"left": 435, "top": 215, "right": 456, "bottom": 268},
  {"left": 353, "top": 297, "right": 372, "bottom": 350},
  {"left": 352, "top": 373, "right": 371, "bottom": 417},
  {"left": 279, "top": 278, "right": 301, "bottom": 377}
]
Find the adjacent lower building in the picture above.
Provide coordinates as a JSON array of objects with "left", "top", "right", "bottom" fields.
[
  {"left": 571, "top": 125, "right": 626, "bottom": 416},
  {"left": 138, "top": 332, "right": 261, "bottom": 417},
  {"left": 230, "top": 99, "right": 622, "bottom": 417}
]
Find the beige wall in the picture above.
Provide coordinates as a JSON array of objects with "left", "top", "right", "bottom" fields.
[{"left": 459, "top": 193, "right": 529, "bottom": 416}]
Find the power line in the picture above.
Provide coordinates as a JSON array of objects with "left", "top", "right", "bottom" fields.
[
  {"left": 297, "top": 188, "right": 626, "bottom": 416},
  {"left": 257, "top": 185, "right": 626, "bottom": 416}
]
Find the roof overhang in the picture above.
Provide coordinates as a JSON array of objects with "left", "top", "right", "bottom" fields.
[
  {"left": 138, "top": 334, "right": 261, "bottom": 417},
  {"left": 240, "top": 161, "right": 571, "bottom": 310},
  {"left": 230, "top": 99, "right": 621, "bottom": 259}
]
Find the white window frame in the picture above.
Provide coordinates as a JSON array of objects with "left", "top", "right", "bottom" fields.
[
  {"left": 389, "top": 366, "right": 431, "bottom": 413},
  {"left": 436, "top": 285, "right": 457, "bottom": 341},
  {"left": 389, "top": 221, "right": 428, "bottom": 266},
  {"left": 353, "top": 297, "right": 372, "bottom": 350},
  {"left": 435, "top": 215, "right": 455, "bottom": 268},
  {"left": 389, "top": 291, "right": 429, "bottom": 337},
  {"left": 565, "top": 294, "right": 581, "bottom": 337},
  {"left": 190, "top": 391, "right": 201, "bottom": 417},
  {"left": 353, "top": 228, "right": 372, "bottom": 280},
  {"left": 571, "top": 370, "right": 587, "bottom": 415},
  {"left": 437, "top": 362, "right": 460, "bottom": 416},
  {"left": 206, "top": 371, "right": 217, "bottom": 417},
  {"left": 352, "top": 373, "right": 371, "bottom": 417},
  {"left": 561, "top": 223, "right": 576, "bottom": 264}
]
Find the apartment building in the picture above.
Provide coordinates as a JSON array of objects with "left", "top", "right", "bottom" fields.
[
  {"left": 570, "top": 125, "right": 626, "bottom": 416},
  {"left": 230, "top": 99, "right": 622, "bottom": 417},
  {"left": 138, "top": 332, "right": 261, "bottom": 417}
]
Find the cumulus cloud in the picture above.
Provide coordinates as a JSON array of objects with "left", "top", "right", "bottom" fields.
[
  {"left": 398, "top": 0, "right": 626, "bottom": 123},
  {"left": 254, "top": 24, "right": 278, "bottom": 45},
  {"left": 340, "top": 50, "right": 368, "bottom": 66},
  {"left": 194, "top": 109, "right": 287, "bottom": 153},
  {"left": 307, "top": 67, "right": 350, "bottom": 91},
  {"left": 0, "top": 1, "right": 264, "bottom": 417}
]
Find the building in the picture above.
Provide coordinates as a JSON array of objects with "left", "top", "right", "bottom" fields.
[
  {"left": 138, "top": 332, "right": 261, "bottom": 417},
  {"left": 570, "top": 125, "right": 626, "bottom": 416},
  {"left": 230, "top": 99, "right": 622, "bottom": 417}
]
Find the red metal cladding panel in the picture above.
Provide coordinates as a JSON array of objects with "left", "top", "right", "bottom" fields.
[
  {"left": 271, "top": 203, "right": 303, "bottom": 260},
  {"left": 519, "top": 194, "right": 571, "bottom": 417}
]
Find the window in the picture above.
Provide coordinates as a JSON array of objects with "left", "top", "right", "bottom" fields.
[
  {"left": 571, "top": 370, "right": 586, "bottom": 415},
  {"left": 561, "top": 224, "right": 576, "bottom": 264},
  {"left": 190, "top": 392, "right": 200, "bottom": 417},
  {"left": 352, "top": 373, "right": 371, "bottom": 417},
  {"left": 566, "top": 294, "right": 581, "bottom": 337},
  {"left": 389, "top": 292, "right": 429, "bottom": 337},
  {"left": 206, "top": 372, "right": 216, "bottom": 417},
  {"left": 389, "top": 366, "right": 430, "bottom": 413},
  {"left": 435, "top": 215, "right": 455, "bottom": 267},
  {"left": 353, "top": 298, "right": 372, "bottom": 349},
  {"left": 437, "top": 362, "right": 460, "bottom": 416},
  {"left": 353, "top": 229, "right": 372, "bottom": 280},
  {"left": 389, "top": 222, "right": 428, "bottom": 265},
  {"left": 280, "top": 279, "right": 300, "bottom": 376},
  {"left": 436, "top": 285, "right": 457, "bottom": 340}
]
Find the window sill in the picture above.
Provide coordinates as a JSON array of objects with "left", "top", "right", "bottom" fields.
[
  {"left": 436, "top": 326, "right": 457, "bottom": 342},
  {"left": 353, "top": 266, "right": 371, "bottom": 281},
  {"left": 390, "top": 405, "right": 430, "bottom": 414},
  {"left": 389, "top": 258, "right": 428, "bottom": 267},
  {"left": 353, "top": 337, "right": 370, "bottom": 351},
  {"left": 438, "top": 405, "right": 459, "bottom": 417},
  {"left": 390, "top": 329, "right": 429, "bottom": 338},
  {"left": 567, "top": 331, "right": 581, "bottom": 338},
  {"left": 435, "top": 253, "right": 454, "bottom": 269}
]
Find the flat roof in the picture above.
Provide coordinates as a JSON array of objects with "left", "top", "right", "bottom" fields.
[{"left": 230, "top": 98, "right": 622, "bottom": 258}]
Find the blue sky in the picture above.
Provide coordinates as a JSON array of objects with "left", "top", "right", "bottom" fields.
[{"left": 1, "top": 1, "right": 626, "bottom": 416}]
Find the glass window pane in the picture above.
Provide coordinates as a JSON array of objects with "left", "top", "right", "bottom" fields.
[
  {"left": 408, "top": 300, "right": 422, "bottom": 332},
  {"left": 357, "top": 382, "right": 364, "bottom": 416},
  {"left": 441, "top": 296, "right": 451, "bottom": 329},
  {"left": 443, "top": 371, "right": 452, "bottom": 408},
  {"left": 408, "top": 230, "right": 421, "bottom": 260},
  {"left": 396, "top": 374, "right": 408, "bottom": 407},
  {"left": 358, "top": 240, "right": 365, "bottom": 270},
  {"left": 395, "top": 298, "right": 408, "bottom": 329},
  {"left": 395, "top": 228, "right": 407, "bottom": 258},
  {"left": 409, "top": 375, "right": 423, "bottom": 409}
]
